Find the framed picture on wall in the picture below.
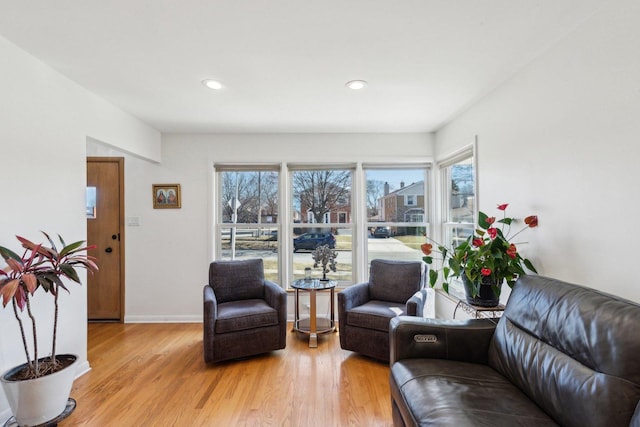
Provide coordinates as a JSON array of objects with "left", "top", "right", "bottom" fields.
[{"left": 153, "top": 184, "right": 181, "bottom": 209}]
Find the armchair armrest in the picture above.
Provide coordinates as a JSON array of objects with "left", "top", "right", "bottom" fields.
[
  {"left": 203, "top": 285, "right": 218, "bottom": 363},
  {"left": 406, "top": 289, "right": 428, "bottom": 317},
  {"left": 264, "top": 280, "right": 287, "bottom": 318},
  {"left": 338, "top": 282, "right": 370, "bottom": 310},
  {"left": 204, "top": 284, "right": 217, "bottom": 321},
  {"left": 264, "top": 280, "right": 286, "bottom": 307},
  {"left": 389, "top": 316, "right": 496, "bottom": 365},
  {"left": 338, "top": 282, "right": 370, "bottom": 327},
  {"left": 264, "top": 280, "right": 287, "bottom": 349}
]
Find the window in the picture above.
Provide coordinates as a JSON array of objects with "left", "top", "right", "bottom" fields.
[
  {"left": 441, "top": 155, "right": 475, "bottom": 248},
  {"left": 213, "top": 162, "right": 434, "bottom": 289},
  {"left": 291, "top": 167, "right": 354, "bottom": 285},
  {"left": 438, "top": 146, "right": 476, "bottom": 295},
  {"left": 364, "top": 166, "right": 430, "bottom": 270},
  {"left": 216, "top": 167, "right": 280, "bottom": 282}
]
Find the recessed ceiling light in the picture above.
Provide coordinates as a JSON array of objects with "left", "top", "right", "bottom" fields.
[
  {"left": 202, "top": 79, "right": 223, "bottom": 90},
  {"left": 345, "top": 80, "right": 367, "bottom": 90}
]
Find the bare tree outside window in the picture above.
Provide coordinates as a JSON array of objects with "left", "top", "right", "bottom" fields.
[
  {"left": 366, "top": 179, "right": 385, "bottom": 219},
  {"left": 293, "top": 170, "right": 351, "bottom": 224},
  {"left": 221, "top": 171, "right": 278, "bottom": 223},
  {"left": 218, "top": 170, "right": 280, "bottom": 280}
]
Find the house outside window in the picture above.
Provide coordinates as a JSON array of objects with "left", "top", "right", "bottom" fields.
[{"left": 364, "top": 166, "right": 430, "bottom": 272}]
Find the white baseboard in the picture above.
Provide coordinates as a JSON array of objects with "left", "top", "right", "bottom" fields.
[
  {"left": 75, "top": 360, "right": 91, "bottom": 378},
  {"left": 124, "top": 315, "right": 202, "bottom": 323}
]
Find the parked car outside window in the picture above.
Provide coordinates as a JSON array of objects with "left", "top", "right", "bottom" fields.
[
  {"left": 293, "top": 233, "right": 336, "bottom": 252},
  {"left": 373, "top": 226, "right": 392, "bottom": 238}
]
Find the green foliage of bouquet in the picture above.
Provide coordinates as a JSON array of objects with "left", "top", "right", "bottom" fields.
[{"left": 422, "top": 203, "right": 538, "bottom": 297}]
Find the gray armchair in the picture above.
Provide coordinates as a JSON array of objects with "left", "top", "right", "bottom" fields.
[
  {"left": 338, "top": 259, "right": 427, "bottom": 362},
  {"left": 203, "top": 259, "right": 287, "bottom": 363}
]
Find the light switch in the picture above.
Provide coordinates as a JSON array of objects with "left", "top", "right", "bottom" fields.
[{"left": 127, "top": 216, "right": 141, "bottom": 227}]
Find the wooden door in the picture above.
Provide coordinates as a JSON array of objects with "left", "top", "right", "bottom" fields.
[{"left": 87, "top": 157, "right": 124, "bottom": 321}]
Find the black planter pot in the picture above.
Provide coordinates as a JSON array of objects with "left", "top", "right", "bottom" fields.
[{"left": 461, "top": 273, "right": 501, "bottom": 307}]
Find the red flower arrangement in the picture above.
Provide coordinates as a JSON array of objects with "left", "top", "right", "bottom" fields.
[{"left": 422, "top": 203, "right": 539, "bottom": 297}]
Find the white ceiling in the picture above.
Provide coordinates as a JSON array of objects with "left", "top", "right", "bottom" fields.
[{"left": 0, "top": 1, "right": 604, "bottom": 133}]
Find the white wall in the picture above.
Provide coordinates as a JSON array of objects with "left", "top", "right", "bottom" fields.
[
  {"left": 120, "top": 133, "right": 434, "bottom": 321},
  {"left": 0, "top": 35, "right": 160, "bottom": 416},
  {"left": 435, "top": 0, "right": 640, "bottom": 303}
]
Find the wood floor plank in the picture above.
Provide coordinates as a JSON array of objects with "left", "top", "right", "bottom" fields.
[{"left": 65, "top": 323, "right": 393, "bottom": 426}]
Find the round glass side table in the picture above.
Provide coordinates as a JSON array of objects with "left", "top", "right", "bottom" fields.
[{"left": 291, "top": 278, "right": 336, "bottom": 348}]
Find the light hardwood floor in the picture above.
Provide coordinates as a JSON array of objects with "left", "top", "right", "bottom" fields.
[{"left": 67, "top": 323, "right": 393, "bottom": 426}]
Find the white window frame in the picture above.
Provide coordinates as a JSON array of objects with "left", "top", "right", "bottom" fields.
[
  {"left": 213, "top": 164, "right": 282, "bottom": 283},
  {"left": 436, "top": 141, "right": 477, "bottom": 296},
  {"left": 212, "top": 161, "right": 436, "bottom": 290},
  {"left": 363, "top": 164, "right": 431, "bottom": 277},
  {"left": 289, "top": 164, "right": 356, "bottom": 287},
  {"left": 409, "top": 213, "right": 424, "bottom": 223}
]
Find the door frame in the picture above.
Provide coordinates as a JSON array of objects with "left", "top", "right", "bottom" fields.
[{"left": 87, "top": 157, "right": 125, "bottom": 322}]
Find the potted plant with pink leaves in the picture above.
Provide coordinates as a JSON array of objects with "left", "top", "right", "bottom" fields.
[{"left": 0, "top": 232, "right": 97, "bottom": 426}]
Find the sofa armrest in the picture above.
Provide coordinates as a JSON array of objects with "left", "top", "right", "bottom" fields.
[
  {"left": 406, "top": 289, "right": 428, "bottom": 317},
  {"left": 389, "top": 316, "right": 496, "bottom": 365}
]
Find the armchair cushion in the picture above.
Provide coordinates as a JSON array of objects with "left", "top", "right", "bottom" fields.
[
  {"left": 369, "top": 259, "right": 424, "bottom": 303},
  {"left": 215, "top": 299, "right": 278, "bottom": 334},
  {"left": 209, "top": 258, "right": 265, "bottom": 303},
  {"left": 346, "top": 301, "right": 406, "bottom": 332}
]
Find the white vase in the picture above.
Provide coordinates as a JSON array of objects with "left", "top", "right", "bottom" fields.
[{"left": 1, "top": 354, "right": 77, "bottom": 426}]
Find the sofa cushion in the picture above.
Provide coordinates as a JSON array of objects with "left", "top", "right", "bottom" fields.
[
  {"left": 209, "top": 259, "right": 265, "bottom": 303},
  {"left": 346, "top": 300, "right": 406, "bottom": 332},
  {"left": 391, "top": 358, "right": 557, "bottom": 426},
  {"left": 369, "top": 259, "right": 423, "bottom": 304},
  {"left": 489, "top": 275, "right": 640, "bottom": 427},
  {"left": 215, "top": 299, "right": 278, "bottom": 334}
]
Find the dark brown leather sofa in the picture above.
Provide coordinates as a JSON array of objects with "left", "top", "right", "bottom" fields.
[
  {"left": 203, "top": 259, "right": 287, "bottom": 363},
  {"left": 389, "top": 275, "right": 640, "bottom": 427}
]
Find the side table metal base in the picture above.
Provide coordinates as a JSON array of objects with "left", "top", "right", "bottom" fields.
[
  {"left": 3, "top": 398, "right": 76, "bottom": 427},
  {"left": 291, "top": 279, "right": 336, "bottom": 348},
  {"left": 453, "top": 300, "right": 505, "bottom": 323}
]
